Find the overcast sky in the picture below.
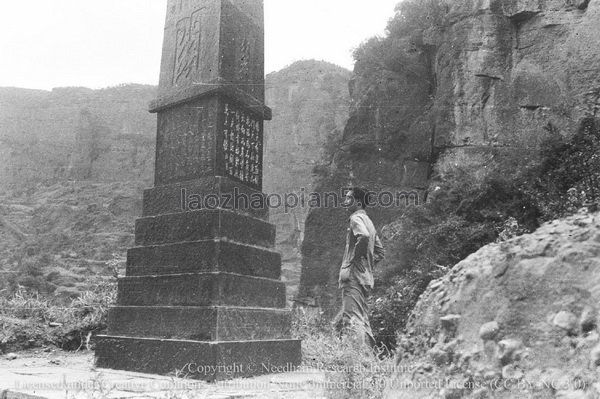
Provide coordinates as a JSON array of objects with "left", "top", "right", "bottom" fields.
[{"left": 0, "top": 0, "right": 400, "bottom": 90}]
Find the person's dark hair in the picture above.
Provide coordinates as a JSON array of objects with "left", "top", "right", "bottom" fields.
[{"left": 349, "top": 186, "right": 369, "bottom": 208}]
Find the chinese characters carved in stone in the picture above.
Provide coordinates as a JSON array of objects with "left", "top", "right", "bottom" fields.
[{"left": 222, "top": 102, "right": 262, "bottom": 188}]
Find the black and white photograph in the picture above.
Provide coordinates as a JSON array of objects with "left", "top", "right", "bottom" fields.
[{"left": 0, "top": 0, "right": 599, "bottom": 398}]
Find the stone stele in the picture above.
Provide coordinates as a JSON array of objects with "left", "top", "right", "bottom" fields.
[{"left": 94, "top": 0, "right": 301, "bottom": 381}]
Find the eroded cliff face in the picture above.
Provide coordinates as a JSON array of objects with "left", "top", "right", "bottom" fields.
[
  {"left": 299, "top": 0, "right": 600, "bottom": 313},
  {"left": 0, "top": 85, "right": 157, "bottom": 187},
  {"left": 431, "top": 0, "right": 600, "bottom": 153}
]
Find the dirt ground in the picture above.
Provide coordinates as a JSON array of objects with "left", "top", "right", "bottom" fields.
[{"left": 0, "top": 348, "right": 327, "bottom": 399}]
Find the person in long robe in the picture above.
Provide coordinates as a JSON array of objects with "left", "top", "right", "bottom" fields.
[{"left": 334, "top": 187, "right": 385, "bottom": 348}]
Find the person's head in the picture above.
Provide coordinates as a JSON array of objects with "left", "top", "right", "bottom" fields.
[{"left": 343, "top": 187, "right": 369, "bottom": 212}]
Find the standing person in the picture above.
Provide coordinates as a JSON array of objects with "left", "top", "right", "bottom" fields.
[{"left": 335, "top": 187, "right": 385, "bottom": 348}]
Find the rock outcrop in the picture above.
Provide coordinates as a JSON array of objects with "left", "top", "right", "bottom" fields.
[{"left": 390, "top": 211, "right": 600, "bottom": 398}]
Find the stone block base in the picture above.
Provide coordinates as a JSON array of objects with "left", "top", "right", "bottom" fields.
[
  {"left": 126, "top": 240, "right": 281, "bottom": 279},
  {"left": 106, "top": 306, "right": 292, "bottom": 341},
  {"left": 117, "top": 272, "right": 286, "bottom": 308},
  {"left": 134, "top": 209, "right": 275, "bottom": 248},
  {"left": 142, "top": 176, "right": 268, "bottom": 220},
  {"left": 95, "top": 335, "right": 302, "bottom": 381}
]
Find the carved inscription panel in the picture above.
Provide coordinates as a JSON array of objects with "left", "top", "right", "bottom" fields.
[
  {"left": 155, "top": 100, "right": 215, "bottom": 185},
  {"left": 221, "top": 101, "right": 262, "bottom": 188},
  {"left": 237, "top": 36, "right": 253, "bottom": 82},
  {"left": 173, "top": 7, "right": 208, "bottom": 86}
]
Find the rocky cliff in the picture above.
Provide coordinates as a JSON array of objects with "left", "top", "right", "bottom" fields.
[
  {"left": 299, "top": 0, "right": 600, "bottom": 315},
  {"left": 0, "top": 85, "right": 157, "bottom": 187}
]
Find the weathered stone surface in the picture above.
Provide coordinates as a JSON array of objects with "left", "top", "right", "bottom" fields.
[
  {"left": 501, "top": 364, "right": 524, "bottom": 380},
  {"left": 154, "top": 80, "right": 265, "bottom": 194},
  {"left": 0, "top": 86, "right": 157, "bottom": 188},
  {"left": 440, "top": 314, "right": 462, "bottom": 336},
  {"left": 95, "top": 336, "right": 301, "bottom": 381},
  {"left": 134, "top": 209, "right": 275, "bottom": 248},
  {"left": 107, "top": 306, "right": 292, "bottom": 341},
  {"left": 117, "top": 273, "right": 286, "bottom": 308},
  {"left": 142, "top": 176, "right": 268, "bottom": 220},
  {"left": 502, "top": 0, "right": 543, "bottom": 20},
  {"left": 580, "top": 306, "right": 597, "bottom": 333},
  {"left": 471, "top": 388, "right": 490, "bottom": 399},
  {"left": 126, "top": 240, "right": 281, "bottom": 279},
  {"left": 154, "top": 0, "right": 265, "bottom": 107},
  {"left": 590, "top": 343, "right": 600, "bottom": 366},
  {"left": 153, "top": 94, "right": 265, "bottom": 190},
  {"left": 553, "top": 311, "right": 579, "bottom": 334},
  {"left": 433, "top": 0, "right": 600, "bottom": 150},
  {"left": 399, "top": 213, "right": 600, "bottom": 397},
  {"left": 428, "top": 346, "right": 450, "bottom": 366},
  {"left": 154, "top": 96, "right": 218, "bottom": 186},
  {"left": 479, "top": 321, "right": 500, "bottom": 341},
  {"left": 555, "top": 391, "right": 587, "bottom": 399}
]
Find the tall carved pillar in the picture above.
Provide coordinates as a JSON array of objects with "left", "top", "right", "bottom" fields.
[{"left": 95, "top": 0, "right": 301, "bottom": 380}]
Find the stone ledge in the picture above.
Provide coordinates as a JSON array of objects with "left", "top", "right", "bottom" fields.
[
  {"left": 142, "top": 176, "right": 269, "bottom": 220},
  {"left": 95, "top": 336, "right": 302, "bottom": 381},
  {"left": 149, "top": 83, "right": 272, "bottom": 120},
  {"left": 134, "top": 208, "right": 275, "bottom": 248},
  {"left": 117, "top": 272, "right": 286, "bottom": 308},
  {"left": 127, "top": 240, "right": 281, "bottom": 279},
  {"left": 107, "top": 306, "right": 292, "bottom": 341}
]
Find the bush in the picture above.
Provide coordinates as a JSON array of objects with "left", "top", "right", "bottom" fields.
[
  {"left": 519, "top": 118, "right": 600, "bottom": 219},
  {"left": 0, "top": 275, "right": 116, "bottom": 352},
  {"left": 293, "top": 309, "right": 396, "bottom": 399},
  {"left": 386, "top": 0, "right": 449, "bottom": 37}
]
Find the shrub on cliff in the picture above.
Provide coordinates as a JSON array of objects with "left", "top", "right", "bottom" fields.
[
  {"left": 386, "top": 0, "right": 449, "bottom": 37},
  {"left": 520, "top": 117, "right": 600, "bottom": 219}
]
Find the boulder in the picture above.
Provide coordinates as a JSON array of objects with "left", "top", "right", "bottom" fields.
[
  {"left": 553, "top": 311, "right": 579, "bottom": 335},
  {"left": 392, "top": 213, "right": 600, "bottom": 397},
  {"left": 479, "top": 321, "right": 500, "bottom": 341}
]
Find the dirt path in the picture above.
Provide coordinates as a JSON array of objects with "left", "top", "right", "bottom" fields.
[{"left": 0, "top": 348, "right": 327, "bottom": 399}]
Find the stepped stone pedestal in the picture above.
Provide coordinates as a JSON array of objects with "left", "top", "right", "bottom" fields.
[{"left": 94, "top": 0, "right": 301, "bottom": 381}]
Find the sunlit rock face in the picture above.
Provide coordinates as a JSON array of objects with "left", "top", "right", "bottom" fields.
[{"left": 432, "top": 0, "right": 600, "bottom": 151}]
